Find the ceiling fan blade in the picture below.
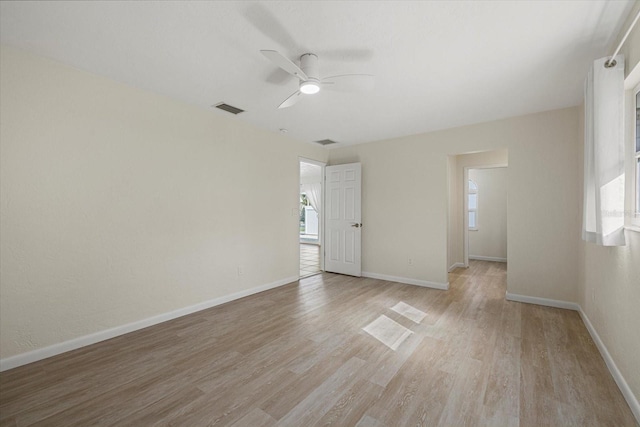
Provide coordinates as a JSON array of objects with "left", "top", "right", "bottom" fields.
[
  {"left": 261, "top": 50, "right": 308, "bottom": 80},
  {"left": 266, "top": 68, "right": 294, "bottom": 85},
  {"left": 278, "top": 90, "right": 302, "bottom": 109},
  {"left": 245, "top": 4, "right": 301, "bottom": 53},
  {"left": 321, "top": 74, "right": 375, "bottom": 92}
]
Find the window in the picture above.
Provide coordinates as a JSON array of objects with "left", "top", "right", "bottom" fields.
[{"left": 468, "top": 179, "right": 478, "bottom": 230}]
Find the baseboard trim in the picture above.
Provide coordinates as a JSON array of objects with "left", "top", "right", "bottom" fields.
[
  {"left": 505, "top": 291, "right": 639, "bottom": 424},
  {"left": 362, "top": 271, "right": 449, "bottom": 290},
  {"left": 505, "top": 292, "right": 580, "bottom": 311},
  {"left": 448, "top": 262, "right": 465, "bottom": 272},
  {"left": 578, "top": 308, "right": 640, "bottom": 423},
  {"left": 469, "top": 255, "right": 507, "bottom": 262},
  {"left": 0, "top": 275, "right": 298, "bottom": 372},
  {"left": 299, "top": 239, "right": 320, "bottom": 245}
]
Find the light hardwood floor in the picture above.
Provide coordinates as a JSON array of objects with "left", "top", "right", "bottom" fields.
[
  {"left": 299, "top": 243, "right": 320, "bottom": 278},
  {"left": 0, "top": 261, "right": 636, "bottom": 426}
]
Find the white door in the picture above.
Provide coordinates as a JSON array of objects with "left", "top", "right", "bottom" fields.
[{"left": 324, "top": 163, "right": 362, "bottom": 276}]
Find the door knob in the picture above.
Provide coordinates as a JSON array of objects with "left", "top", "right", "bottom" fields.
[{"left": 351, "top": 223, "right": 363, "bottom": 228}]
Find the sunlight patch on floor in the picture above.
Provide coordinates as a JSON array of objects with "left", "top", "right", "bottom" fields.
[
  {"left": 362, "top": 315, "right": 413, "bottom": 351},
  {"left": 391, "top": 301, "right": 427, "bottom": 324}
]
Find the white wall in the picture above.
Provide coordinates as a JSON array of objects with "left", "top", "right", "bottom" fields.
[
  {"left": 0, "top": 45, "right": 327, "bottom": 361},
  {"left": 468, "top": 168, "right": 507, "bottom": 261},
  {"left": 300, "top": 161, "right": 322, "bottom": 185},
  {"left": 328, "top": 109, "right": 580, "bottom": 299}
]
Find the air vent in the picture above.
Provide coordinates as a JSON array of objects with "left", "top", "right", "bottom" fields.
[
  {"left": 213, "top": 102, "right": 245, "bottom": 115},
  {"left": 314, "top": 139, "right": 338, "bottom": 146}
]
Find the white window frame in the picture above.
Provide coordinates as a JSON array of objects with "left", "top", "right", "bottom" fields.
[
  {"left": 627, "top": 83, "right": 640, "bottom": 231},
  {"left": 468, "top": 179, "right": 478, "bottom": 231}
]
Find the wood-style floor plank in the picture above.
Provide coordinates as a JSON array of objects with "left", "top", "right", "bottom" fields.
[{"left": 0, "top": 261, "right": 637, "bottom": 426}]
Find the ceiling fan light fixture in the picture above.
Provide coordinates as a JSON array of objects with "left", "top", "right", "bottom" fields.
[
  {"left": 300, "top": 80, "right": 320, "bottom": 94},
  {"left": 261, "top": 50, "right": 372, "bottom": 108}
]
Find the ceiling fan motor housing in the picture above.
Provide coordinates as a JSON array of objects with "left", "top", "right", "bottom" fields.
[
  {"left": 299, "top": 53, "right": 320, "bottom": 94},
  {"left": 300, "top": 53, "right": 319, "bottom": 79}
]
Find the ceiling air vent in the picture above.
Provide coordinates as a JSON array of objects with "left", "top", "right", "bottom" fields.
[
  {"left": 314, "top": 139, "right": 338, "bottom": 146},
  {"left": 213, "top": 102, "right": 245, "bottom": 115}
]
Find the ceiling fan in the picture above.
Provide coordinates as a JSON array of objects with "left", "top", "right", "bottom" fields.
[{"left": 261, "top": 50, "right": 374, "bottom": 109}]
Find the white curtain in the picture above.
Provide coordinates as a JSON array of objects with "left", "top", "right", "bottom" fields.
[
  {"left": 583, "top": 55, "right": 626, "bottom": 246},
  {"left": 301, "top": 183, "right": 321, "bottom": 218}
]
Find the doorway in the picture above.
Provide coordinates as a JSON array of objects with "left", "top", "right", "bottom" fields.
[
  {"left": 464, "top": 166, "right": 508, "bottom": 266},
  {"left": 446, "top": 149, "right": 508, "bottom": 273},
  {"left": 299, "top": 159, "right": 324, "bottom": 278}
]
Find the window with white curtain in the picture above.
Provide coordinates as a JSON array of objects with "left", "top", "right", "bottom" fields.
[
  {"left": 468, "top": 179, "right": 478, "bottom": 230},
  {"left": 582, "top": 55, "right": 626, "bottom": 246}
]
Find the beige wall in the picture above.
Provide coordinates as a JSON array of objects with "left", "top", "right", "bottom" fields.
[
  {"left": 576, "top": 2, "right": 640, "bottom": 406},
  {"left": 329, "top": 108, "right": 580, "bottom": 299},
  {"left": 468, "top": 168, "right": 507, "bottom": 260},
  {"left": 0, "top": 46, "right": 327, "bottom": 360}
]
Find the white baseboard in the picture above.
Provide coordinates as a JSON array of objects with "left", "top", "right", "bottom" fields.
[
  {"left": 448, "top": 262, "right": 465, "bottom": 272},
  {"left": 505, "top": 292, "right": 580, "bottom": 311},
  {"left": 0, "top": 276, "right": 298, "bottom": 372},
  {"left": 362, "top": 271, "right": 449, "bottom": 290},
  {"left": 299, "top": 239, "right": 320, "bottom": 245},
  {"left": 505, "top": 291, "right": 639, "bottom": 424},
  {"left": 469, "top": 255, "right": 507, "bottom": 262},
  {"left": 578, "top": 308, "right": 640, "bottom": 423}
]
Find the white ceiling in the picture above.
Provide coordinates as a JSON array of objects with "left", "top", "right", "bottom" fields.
[{"left": 0, "top": 1, "right": 633, "bottom": 147}]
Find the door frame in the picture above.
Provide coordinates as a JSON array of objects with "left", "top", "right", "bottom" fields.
[
  {"left": 463, "top": 164, "right": 507, "bottom": 268},
  {"left": 299, "top": 157, "right": 326, "bottom": 272}
]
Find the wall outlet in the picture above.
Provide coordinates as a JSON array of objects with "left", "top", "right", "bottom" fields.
[
  {"left": 408, "top": 257, "right": 414, "bottom": 266},
  {"left": 237, "top": 266, "right": 244, "bottom": 276}
]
